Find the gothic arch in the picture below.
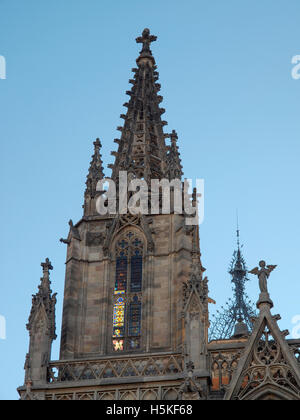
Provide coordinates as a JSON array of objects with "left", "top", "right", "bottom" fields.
[
  {"left": 163, "top": 388, "right": 179, "bottom": 400},
  {"left": 183, "top": 289, "right": 205, "bottom": 317},
  {"left": 99, "top": 392, "right": 115, "bottom": 400},
  {"left": 103, "top": 214, "right": 154, "bottom": 256},
  {"left": 142, "top": 389, "right": 158, "bottom": 400},
  {"left": 120, "top": 390, "right": 137, "bottom": 400},
  {"left": 240, "top": 383, "right": 299, "bottom": 401},
  {"left": 225, "top": 306, "right": 300, "bottom": 400},
  {"left": 111, "top": 225, "right": 147, "bottom": 259}
]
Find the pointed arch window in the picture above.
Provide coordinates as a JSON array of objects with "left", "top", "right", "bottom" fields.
[{"left": 112, "top": 231, "right": 143, "bottom": 352}]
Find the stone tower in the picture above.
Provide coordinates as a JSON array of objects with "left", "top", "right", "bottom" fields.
[
  {"left": 18, "top": 29, "right": 300, "bottom": 401},
  {"left": 18, "top": 29, "right": 210, "bottom": 400}
]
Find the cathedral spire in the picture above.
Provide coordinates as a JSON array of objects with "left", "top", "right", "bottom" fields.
[
  {"left": 109, "top": 29, "right": 179, "bottom": 184},
  {"left": 209, "top": 227, "right": 257, "bottom": 341}
]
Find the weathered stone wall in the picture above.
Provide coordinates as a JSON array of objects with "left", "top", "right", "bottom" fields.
[{"left": 59, "top": 213, "right": 193, "bottom": 359}]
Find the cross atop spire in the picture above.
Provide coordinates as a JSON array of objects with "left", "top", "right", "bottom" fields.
[
  {"left": 136, "top": 28, "right": 157, "bottom": 64},
  {"left": 41, "top": 258, "right": 53, "bottom": 274}
]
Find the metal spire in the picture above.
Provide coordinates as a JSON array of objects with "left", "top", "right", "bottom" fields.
[
  {"left": 209, "top": 226, "right": 257, "bottom": 341},
  {"left": 236, "top": 210, "right": 240, "bottom": 249}
]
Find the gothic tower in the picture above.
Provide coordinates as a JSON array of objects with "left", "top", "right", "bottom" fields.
[
  {"left": 18, "top": 29, "right": 300, "bottom": 401},
  {"left": 18, "top": 29, "right": 210, "bottom": 400}
]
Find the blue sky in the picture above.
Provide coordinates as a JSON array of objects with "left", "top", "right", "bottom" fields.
[{"left": 0, "top": 0, "right": 300, "bottom": 399}]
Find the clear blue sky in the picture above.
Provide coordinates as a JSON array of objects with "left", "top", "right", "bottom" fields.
[{"left": 0, "top": 0, "right": 300, "bottom": 400}]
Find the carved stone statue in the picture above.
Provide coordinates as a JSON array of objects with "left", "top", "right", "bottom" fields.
[
  {"left": 249, "top": 260, "right": 277, "bottom": 294},
  {"left": 178, "top": 362, "right": 204, "bottom": 400}
]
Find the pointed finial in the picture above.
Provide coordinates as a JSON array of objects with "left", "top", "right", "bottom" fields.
[
  {"left": 94, "top": 138, "right": 101, "bottom": 150},
  {"left": 41, "top": 258, "right": 53, "bottom": 273},
  {"left": 85, "top": 138, "right": 105, "bottom": 199},
  {"left": 170, "top": 129, "right": 178, "bottom": 145},
  {"left": 236, "top": 210, "right": 240, "bottom": 249},
  {"left": 136, "top": 28, "right": 157, "bottom": 65},
  {"left": 39, "top": 258, "right": 53, "bottom": 295}
]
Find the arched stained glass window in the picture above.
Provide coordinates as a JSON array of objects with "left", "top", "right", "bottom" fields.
[{"left": 112, "top": 231, "right": 143, "bottom": 352}]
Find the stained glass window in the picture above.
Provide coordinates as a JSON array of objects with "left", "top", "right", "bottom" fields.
[
  {"left": 129, "top": 338, "right": 140, "bottom": 350},
  {"left": 130, "top": 256, "right": 143, "bottom": 292},
  {"left": 113, "top": 296, "right": 125, "bottom": 337},
  {"left": 113, "top": 339, "right": 124, "bottom": 352},
  {"left": 112, "top": 231, "right": 143, "bottom": 352},
  {"left": 129, "top": 300, "right": 142, "bottom": 336},
  {"left": 115, "top": 257, "right": 127, "bottom": 294}
]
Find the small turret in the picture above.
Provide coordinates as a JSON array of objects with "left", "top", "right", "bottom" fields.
[
  {"left": 84, "top": 138, "right": 105, "bottom": 216},
  {"left": 25, "top": 259, "right": 57, "bottom": 386},
  {"left": 166, "top": 130, "right": 183, "bottom": 180}
]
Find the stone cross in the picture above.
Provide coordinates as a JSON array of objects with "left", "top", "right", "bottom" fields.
[
  {"left": 136, "top": 28, "right": 157, "bottom": 55},
  {"left": 41, "top": 258, "right": 53, "bottom": 273}
]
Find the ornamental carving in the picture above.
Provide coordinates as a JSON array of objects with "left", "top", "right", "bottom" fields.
[
  {"left": 86, "top": 232, "right": 105, "bottom": 246},
  {"left": 234, "top": 324, "right": 300, "bottom": 400}
]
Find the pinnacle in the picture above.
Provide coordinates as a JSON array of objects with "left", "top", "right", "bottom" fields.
[
  {"left": 136, "top": 28, "right": 157, "bottom": 65},
  {"left": 41, "top": 258, "right": 53, "bottom": 273},
  {"left": 166, "top": 129, "right": 183, "bottom": 180},
  {"left": 85, "top": 138, "right": 104, "bottom": 198}
]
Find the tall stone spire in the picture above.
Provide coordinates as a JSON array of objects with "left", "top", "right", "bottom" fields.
[
  {"left": 209, "top": 228, "right": 257, "bottom": 341},
  {"left": 25, "top": 259, "right": 57, "bottom": 386},
  {"left": 109, "top": 28, "right": 182, "bottom": 184},
  {"left": 84, "top": 138, "right": 104, "bottom": 216}
]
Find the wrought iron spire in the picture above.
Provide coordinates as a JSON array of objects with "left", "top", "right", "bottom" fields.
[
  {"left": 109, "top": 29, "right": 182, "bottom": 184},
  {"left": 209, "top": 228, "right": 257, "bottom": 341}
]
